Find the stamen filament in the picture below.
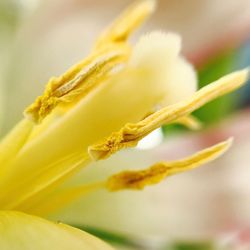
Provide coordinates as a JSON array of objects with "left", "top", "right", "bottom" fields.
[
  {"left": 173, "top": 115, "right": 202, "bottom": 130},
  {"left": 95, "top": 0, "right": 156, "bottom": 48}
]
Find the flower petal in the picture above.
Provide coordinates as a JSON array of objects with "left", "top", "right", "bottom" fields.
[{"left": 0, "top": 211, "right": 113, "bottom": 250}]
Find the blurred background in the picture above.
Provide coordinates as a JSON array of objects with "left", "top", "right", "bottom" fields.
[{"left": 1, "top": 0, "right": 250, "bottom": 249}]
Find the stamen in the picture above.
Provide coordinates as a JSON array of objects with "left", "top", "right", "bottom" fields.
[
  {"left": 95, "top": 0, "right": 156, "bottom": 48},
  {"left": 24, "top": 45, "right": 130, "bottom": 123},
  {"left": 88, "top": 69, "right": 249, "bottom": 160},
  {"left": 25, "top": 138, "right": 232, "bottom": 215},
  {"left": 106, "top": 138, "right": 232, "bottom": 191},
  {"left": 25, "top": 0, "right": 157, "bottom": 124}
]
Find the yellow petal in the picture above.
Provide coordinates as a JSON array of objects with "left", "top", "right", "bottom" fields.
[
  {"left": 0, "top": 211, "right": 113, "bottom": 250},
  {"left": 95, "top": 0, "right": 156, "bottom": 48},
  {"left": 106, "top": 138, "right": 232, "bottom": 191},
  {"left": 89, "top": 69, "right": 249, "bottom": 160}
]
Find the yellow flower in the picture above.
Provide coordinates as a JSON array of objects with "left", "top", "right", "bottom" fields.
[{"left": 0, "top": 0, "right": 249, "bottom": 248}]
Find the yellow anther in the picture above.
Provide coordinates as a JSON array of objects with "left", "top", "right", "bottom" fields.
[
  {"left": 89, "top": 69, "right": 249, "bottom": 160},
  {"left": 24, "top": 45, "right": 130, "bottom": 123},
  {"left": 106, "top": 138, "right": 232, "bottom": 191}
]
